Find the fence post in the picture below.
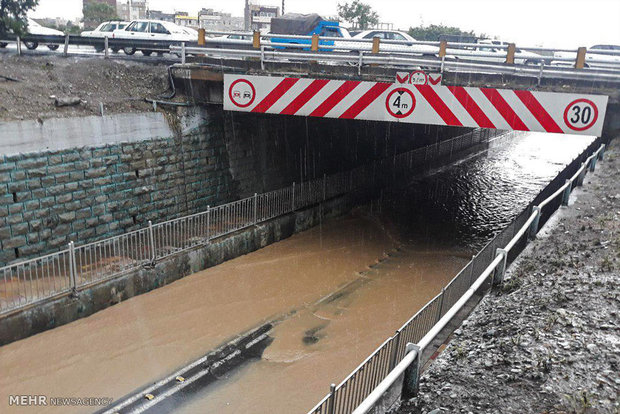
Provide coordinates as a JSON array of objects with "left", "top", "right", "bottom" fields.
[
  {"left": 63, "top": 34, "right": 70, "bottom": 57},
  {"left": 148, "top": 220, "right": 156, "bottom": 263},
  {"left": 561, "top": 179, "right": 571, "bottom": 206},
  {"left": 68, "top": 242, "right": 77, "bottom": 292},
  {"left": 16, "top": 37, "right": 21, "bottom": 56},
  {"left": 181, "top": 42, "right": 186, "bottom": 64},
  {"left": 253, "top": 193, "right": 258, "bottom": 224},
  {"left": 505, "top": 43, "right": 516, "bottom": 64},
  {"left": 493, "top": 248, "right": 508, "bottom": 286},
  {"left": 371, "top": 36, "right": 380, "bottom": 53},
  {"left": 528, "top": 206, "right": 541, "bottom": 240},
  {"left": 598, "top": 144, "right": 605, "bottom": 161},
  {"left": 468, "top": 254, "right": 477, "bottom": 286},
  {"left": 104, "top": 36, "right": 109, "bottom": 59},
  {"left": 323, "top": 173, "right": 327, "bottom": 201},
  {"left": 311, "top": 34, "right": 319, "bottom": 52},
  {"left": 198, "top": 28, "right": 206, "bottom": 46},
  {"left": 206, "top": 206, "right": 211, "bottom": 242},
  {"left": 252, "top": 30, "right": 261, "bottom": 49},
  {"left": 437, "top": 287, "right": 446, "bottom": 321},
  {"left": 576, "top": 163, "right": 586, "bottom": 186},
  {"left": 401, "top": 343, "right": 422, "bottom": 400},
  {"left": 292, "top": 182, "right": 296, "bottom": 211},
  {"left": 389, "top": 330, "right": 401, "bottom": 370},
  {"left": 327, "top": 383, "right": 336, "bottom": 414},
  {"left": 589, "top": 155, "right": 597, "bottom": 172}
]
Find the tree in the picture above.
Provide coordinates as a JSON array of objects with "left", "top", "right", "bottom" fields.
[
  {"left": 408, "top": 24, "right": 481, "bottom": 41},
  {"left": 337, "top": 1, "right": 379, "bottom": 30},
  {"left": 82, "top": 2, "right": 119, "bottom": 29},
  {"left": 0, "top": 0, "right": 39, "bottom": 37}
]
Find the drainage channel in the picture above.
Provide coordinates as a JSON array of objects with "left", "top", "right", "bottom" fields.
[{"left": 98, "top": 324, "right": 273, "bottom": 414}]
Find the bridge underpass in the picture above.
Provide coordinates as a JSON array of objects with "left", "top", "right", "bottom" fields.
[{"left": 0, "top": 128, "right": 596, "bottom": 414}]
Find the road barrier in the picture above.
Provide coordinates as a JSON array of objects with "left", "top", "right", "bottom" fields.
[
  {"left": 306, "top": 137, "right": 605, "bottom": 414},
  {"left": 0, "top": 128, "right": 502, "bottom": 315}
]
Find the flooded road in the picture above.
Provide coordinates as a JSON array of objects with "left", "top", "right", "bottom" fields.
[{"left": 0, "top": 131, "right": 594, "bottom": 414}]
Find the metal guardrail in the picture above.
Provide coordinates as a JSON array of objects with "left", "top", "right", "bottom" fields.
[
  {"left": 0, "top": 128, "right": 498, "bottom": 315},
  {"left": 307, "top": 138, "right": 606, "bottom": 414}
]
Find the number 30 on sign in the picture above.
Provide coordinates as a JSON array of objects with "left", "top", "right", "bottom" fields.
[{"left": 564, "top": 99, "right": 599, "bottom": 131}]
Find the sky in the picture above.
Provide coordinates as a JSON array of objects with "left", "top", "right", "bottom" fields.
[{"left": 30, "top": 0, "right": 620, "bottom": 48}]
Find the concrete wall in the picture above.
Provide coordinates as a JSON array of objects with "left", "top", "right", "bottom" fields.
[{"left": 0, "top": 106, "right": 469, "bottom": 266}]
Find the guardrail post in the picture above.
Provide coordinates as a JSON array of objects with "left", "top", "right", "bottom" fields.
[
  {"left": 561, "top": 179, "right": 571, "bottom": 206},
  {"left": 389, "top": 330, "right": 402, "bottom": 370},
  {"left": 505, "top": 43, "right": 516, "bottom": 64},
  {"left": 253, "top": 193, "right": 258, "bottom": 224},
  {"left": 537, "top": 62, "right": 544, "bottom": 86},
  {"left": 148, "top": 220, "right": 156, "bottom": 263},
  {"left": 292, "top": 182, "right": 296, "bottom": 211},
  {"left": 181, "top": 42, "right": 186, "bottom": 64},
  {"left": 528, "top": 206, "right": 541, "bottom": 240},
  {"left": 493, "top": 248, "right": 508, "bottom": 286},
  {"left": 311, "top": 34, "right": 319, "bottom": 52},
  {"left": 468, "top": 254, "right": 477, "bottom": 286},
  {"left": 104, "top": 36, "right": 109, "bottom": 59},
  {"left": 576, "top": 163, "right": 586, "bottom": 186},
  {"left": 439, "top": 39, "right": 447, "bottom": 58},
  {"left": 372, "top": 36, "right": 380, "bottom": 54},
  {"left": 198, "top": 28, "right": 206, "bottom": 46},
  {"left": 63, "top": 34, "right": 70, "bottom": 57},
  {"left": 252, "top": 30, "right": 261, "bottom": 49},
  {"left": 402, "top": 343, "right": 422, "bottom": 399},
  {"left": 68, "top": 241, "right": 77, "bottom": 292},
  {"left": 575, "top": 47, "right": 586, "bottom": 69},
  {"left": 260, "top": 45, "right": 265, "bottom": 70},
  {"left": 327, "top": 383, "right": 336, "bottom": 414},
  {"left": 16, "top": 37, "right": 21, "bottom": 56},
  {"left": 357, "top": 50, "right": 363, "bottom": 75}
]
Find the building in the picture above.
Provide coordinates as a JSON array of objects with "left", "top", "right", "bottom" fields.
[
  {"left": 198, "top": 8, "right": 244, "bottom": 31},
  {"left": 244, "top": 2, "right": 280, "bottom": 32},
  {"left": 83, "top": 0, "right": 117, "bottom": 28},
  {"left": 146, "top": 10, "right": 175, "bottom": 23},
  {"left": 116, "top": 0, "right": 148, "bottom": 21},
  {"left": 174, "top": 12, "right": 199, "bottom": 28}
]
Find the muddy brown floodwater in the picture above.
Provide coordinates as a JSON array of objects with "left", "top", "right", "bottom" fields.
[{"left": 0, "top": 212, "right": 408, "bottom": 414}]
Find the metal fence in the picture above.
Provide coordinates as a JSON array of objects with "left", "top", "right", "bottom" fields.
[
  {"left": 0, "top": 128, "right": 498, "bottom": 315},
  {"left": 307, "top": 136, "right": 605, "bottom": 414}
]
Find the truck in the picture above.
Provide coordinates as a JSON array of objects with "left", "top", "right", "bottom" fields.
[{"left": 270, "top": 13, "right": 351, "bottom": 51}]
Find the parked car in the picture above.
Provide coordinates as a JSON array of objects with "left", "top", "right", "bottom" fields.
[
  {"left": 350, "top": 29, "right": 438, "bottom": 56},
  {"left": 112, "top": 20, "right": 198, "bottom": 55},
  {"left": 270, "top": 13, "right": 351, "bottom": 51},
  {"left": 553, "top": 44, "right": 620, "bottom": 68},
  {"left": 17, "top": 18, "right": 64, "bottom": 50},
  {"left": 447, "top": 39, "right": 545, "bottom": 65},
  {"left": 81, "top": 21, "right": 130, "bottom": 52}
]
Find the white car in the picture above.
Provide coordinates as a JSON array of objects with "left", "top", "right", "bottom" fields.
[
  {"left": 112, "top": 20, "right": 198, "bottom": 56},
  {"left": 448, "top": 39, "right": 545, "bottom": 65},
  {"left": 350, "top": 29, "right": 438, "bottom": 56},
  {"left": 553, "top": 44, "right": 620, "bottom": 69},
  {"left": 22, "top": 18, "right": 64, "bottom": 50},
  {"left": 81, "top": 21, "right": 129, "bottom": 52}
]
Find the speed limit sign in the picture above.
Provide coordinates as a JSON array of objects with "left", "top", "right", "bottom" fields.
[{"left": 563, "top": 99, "right": 599, "bottom": 131}]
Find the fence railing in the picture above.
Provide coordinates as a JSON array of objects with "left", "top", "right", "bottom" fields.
[
  {"left": 307, "top": 137, "right": 606, "bottom": 414},
  {"left": 0, "top": 127, "right": 500, "bottom": 315}
]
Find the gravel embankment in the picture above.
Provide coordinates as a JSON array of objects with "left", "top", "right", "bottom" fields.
[
  {"left": 0, "top": 54, "right": 169, "bottom": 121},
  {"left": 399, "top": 138, "right": 619, "bottom": 414}
]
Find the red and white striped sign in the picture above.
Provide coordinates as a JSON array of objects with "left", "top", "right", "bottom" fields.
[{"left": 224, "top": 74, "right": 608, "bottom": 136}]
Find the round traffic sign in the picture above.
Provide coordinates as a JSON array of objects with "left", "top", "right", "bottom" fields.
[
  {"left": 409, "top": 70, "right": 428, "bottom": 85},
  {"left": 385, "top": 88, "right": 416, "bottom": 118},
  {"left": 563, "top": 99, "right": 598, "bottom": 131},
  {"left": 229, "top": 79, "right": 256, "bottom": 108}
]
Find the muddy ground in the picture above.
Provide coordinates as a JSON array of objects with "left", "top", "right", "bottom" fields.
[
  {"left": 0, "top": 54, "right": 169, "bottom": 121},
  {"left": 398, "top": 137, "right": 620, "bottom": 414}
]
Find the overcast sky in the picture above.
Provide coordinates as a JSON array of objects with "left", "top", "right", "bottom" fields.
[{"left": 31, "top": 0, "right": 620, "bottom": 48}]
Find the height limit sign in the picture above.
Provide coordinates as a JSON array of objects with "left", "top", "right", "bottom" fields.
[{"left": 386, "top": 88, "right": 415, "bottom": 119}]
